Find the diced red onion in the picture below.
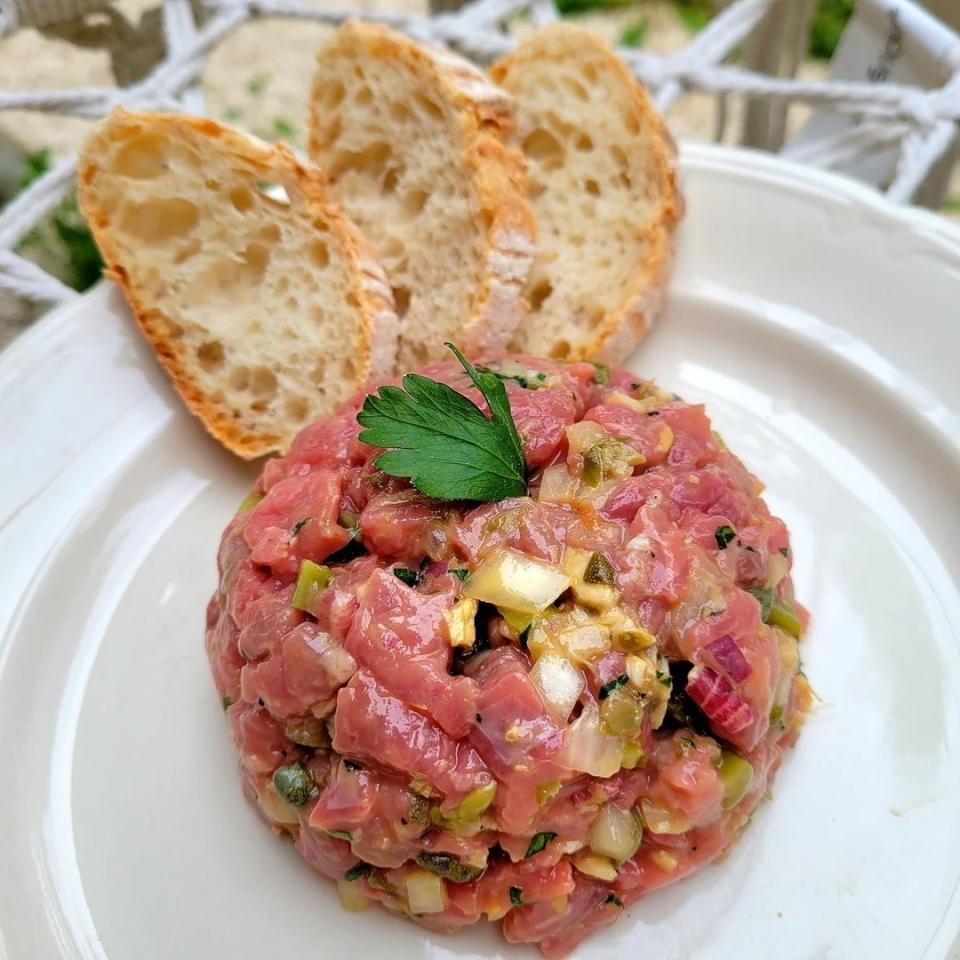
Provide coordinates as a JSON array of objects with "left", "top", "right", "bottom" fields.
[
  {"left": 704, "top": 635, "right": 751, "bottom": 683},
  {"left": 686, "top": 666, "right": 754, "bottom": 736}
]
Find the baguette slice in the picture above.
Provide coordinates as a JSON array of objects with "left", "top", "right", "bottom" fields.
[
  {"left": 491, "top": 24, "right": 682, "bottom": 362},
  {"left": 78, "top": 107, "right": 397, "bottom": 458},
  {"left": 308, "top": 21, "right": 536, "bottom": 369}
]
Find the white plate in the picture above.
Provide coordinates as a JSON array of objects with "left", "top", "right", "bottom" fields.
[{"left": 1, "top": 143, "right": 959, "bottom": 960}]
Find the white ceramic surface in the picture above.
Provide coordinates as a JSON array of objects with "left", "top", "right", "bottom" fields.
[{"left": 1, "top": 143, "right": 958, "bottom": 960}]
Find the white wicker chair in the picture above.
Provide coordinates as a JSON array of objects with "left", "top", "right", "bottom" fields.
[{"left": 0, "top": 0, "right": 958, "bottom": 307}]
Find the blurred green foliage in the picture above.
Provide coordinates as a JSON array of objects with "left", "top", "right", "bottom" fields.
[
  {"left": 809, "top": 0, "right": 855, "bottom": 59},
  {"left": 619, "top": 18, "right": 650, "bottom": 46}
]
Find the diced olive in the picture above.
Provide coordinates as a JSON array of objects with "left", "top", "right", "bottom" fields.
[
  {"left": 716, "top": 750, "right": 755, "bottom": 809},
  {"left": 584, "top": 551, "right": 616, "bottom": 585},
  {"left": 768, "top": 599, "right": 804, "bottom": 638},
  {"left": 415, "top": 852, "right": 484, "bottom": 884},
  {"left": 292, "top": 559, "right": 333, "bottom": 612},
  {"left": 272, "top": 762, "right": 315, "bottom": 807},
  {"left": 600, "top": 689, "right": 643, "bottom": 735}
]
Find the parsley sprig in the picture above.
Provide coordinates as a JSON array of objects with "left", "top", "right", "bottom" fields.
[{"left": 357, "top": 344, "right": 527, "bottom": 502}]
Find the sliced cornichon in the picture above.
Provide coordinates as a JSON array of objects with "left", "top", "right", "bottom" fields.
[
  {"left": 415, "top": 852, "right": 484, "bottom": 884},
  {"left": 292, "top": 559, "right": 333, "bottom": 612},
  {"left": 236, "top": 490, "right": 264, "bottom": 515},
  {"left": 747, "top": 587, "right": 804, "bottom": 638},
  {"left": 584, "top": 551, "right": 616, "bottom": 585},
  {"left": 272, "top": 762, "right": 315, "bottom": 807},
  {"left": 525, "top": 831, "right": 557, "bottom": 858}
]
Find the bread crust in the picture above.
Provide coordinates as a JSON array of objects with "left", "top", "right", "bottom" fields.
[
  {"left": 491, "top": 24, "right": 682, "bottom": 362},
  {"left": 78, "top": 108, "right": 398, "bottom": 459},
  {"left": 308, "top": 22, "right": 537, "bottom": 365}
]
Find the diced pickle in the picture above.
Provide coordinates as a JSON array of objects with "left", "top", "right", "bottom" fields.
[
  {"left": 536, "top": 779, "right": 562, "bottom": 806},
  {"left": 450, "top": 781, "right": 497, "bottom": 822},
  {"left": 236, "top": 491, "right": 264, "bottom": 515},
  {"left": 584, "top": 552, "right": 616, "bottom": 585},
  {"left": 272, "top": 763, "right": 315, "bottom": 807},
  {"left": 716, "top": 750, "right": 755, "bottom": 809},
  {"left": 415, "top": 852, "right": 484, "bottom": 884},
  {"left": 408, "top": 793, "right": 431, "bottom": 825},
  {"left": 768, "top": 599, "right": 804, "bottom": 638},
  {"left": 500, "top": 607, "right": 535, "bottom": 634},
  {"left": 600, "top": 689, "right": 643, "bottom": 735},
  {"left": 292, "top": 559, "right": 333, "bottom": 612},
  {"left": 620, "top": 741, "right": 645, "bottom": 769}
]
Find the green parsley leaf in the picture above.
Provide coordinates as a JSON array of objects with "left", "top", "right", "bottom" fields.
[
  {"left": 357, "top": 343, "right": 527, "bottom": 502},
  {"left": 451, "top": 567, "right": 470, "bottom": 583},
  {"left": 509, "top": 886, "right": 524, "bottom": 906},
  {"left": 604, "top": 893, "right": 624, "bottom": 908},
  {"left": 343, "top": 759, "right": 362, "bottom": 773},
  {"left": 344, "top": 862, "right": 371, "bottom": 882},
  {"left": 779, "top": 547, "right": 789, "bottom": 558},
  {"left": 714, "top": 525, "right": 736, "bottom": 549},
  {"left": 220, "top": 695, "right": 232, "bottom": 711},
  {"left": 393, "top": 566, "right": 421, "bottom": 587},
  {"left": 599, "top": 674, "right": 629, "bottom": 700},
  {"left": 525, "top": 831, "right": 557, "bottom": 858}
]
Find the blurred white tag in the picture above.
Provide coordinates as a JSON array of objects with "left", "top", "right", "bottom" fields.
[{"left": 786, "top": 0, "right": 960, "bottom": 204}]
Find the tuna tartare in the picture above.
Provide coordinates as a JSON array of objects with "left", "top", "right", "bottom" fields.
[{"left": 205, "top": 354, "right": 811, "bottom": 957}]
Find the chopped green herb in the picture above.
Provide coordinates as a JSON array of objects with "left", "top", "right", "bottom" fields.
[
  {"left": 393, "top": 566, "right": 421, "bottom": 588},
  {"left": 343, "top": 759, "right": 362, "bottom": 773},
  {"left": 619, "top": 18, "right": 649, "bottom": 47},
  {"left": 714, "top": 525, "right": 736, "bottom": 550},
  {"left": 357, "top": 343, "right": 526, "bottom": 502},
  {"left": 525, "top": 831, "right": 557, "bottom": 858},
  {"left": 509, "top": 886, "right": 524, "bottom": 906},
  {"left": 599, "top": 674, "right": 629, "bottom": 700},
  {"left": 584, "top": 551, "right": 615, "bottom": 585},
  {"left": 604, "top": 893, "right": 624, "bottom": 908},
  {"left": 273, "top": 117, "right": 296, "bottom": 139},
  {"left": 292, "top": 559, "right": 333, "bottom": 611},
  {"left": 590, "top": 361, "right": 610, "bottom": 385},
  {"left": 220, "top": 695, "right": 232, "bottom": 711},
  {"left": 656, "top": 670, "right": 673, "bottom": 688},
  {"left": 291, "top": 517, "right": 310, "bottom": 536},
  {"left": 344, "top": 862, "right": 371, "bottom": 881},
  {"left": 247, "top": 73, "right": 271, "bottom": 95},
  {"left": 779, "top": 547, "right": 789, "bottom": 558},
  {"left": 451, "top": 567, "right": 470, "bottom": 583},
  {"left": 678, "top": 737, "right": 696, "bottom": 756},
  {"left": 272, "top": 763, "right": 315, "bottom": 807}
]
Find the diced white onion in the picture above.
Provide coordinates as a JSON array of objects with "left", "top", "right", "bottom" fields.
[
  {"left": 573, "top": 853, "right": 618, "bottom": 881},
  {"left": 538, "top": 464, "right": 580, "bottom": 503},
  {"left": 405, "top": 869, "right": 448, "bottom": 914},
  {"left": 337, "top": 879, "right": 371, "bottom": 911},
  {"left": 531, "top": 654, "right": 585, "bottom": 723},
  {"left": 560, "top": 624, "right": 611, "bottom": 663},
  {"left": 561, "top": 702, "right": 623, "bottom": 778},
  {"left": 464, "top": 550, "right": 570, "bottom": 614},
  {"left": 588, "top": 803, "right": 642, "bottom": 863},
  {"left": 640, "top": 799, "right": 691, "bottom": 835}
]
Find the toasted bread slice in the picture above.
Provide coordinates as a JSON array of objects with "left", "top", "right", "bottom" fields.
[
  {"left": 491, "top": 24, "right": 681, "bottom": 361},
  {"left": 308, "top": 21, "right": 536, "bottom": 369},
  {"left": 78, "top": 107, "right": 397, "bottom": 458}
]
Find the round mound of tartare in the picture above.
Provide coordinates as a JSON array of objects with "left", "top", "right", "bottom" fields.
[{"left": 205, "top": 356, "right": 811, "bottom": 958}]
